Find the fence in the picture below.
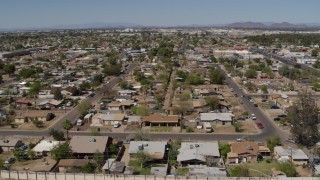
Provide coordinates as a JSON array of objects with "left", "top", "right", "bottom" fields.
[{"left": 0, "top": 170, "right": 320, "bottom": 180}]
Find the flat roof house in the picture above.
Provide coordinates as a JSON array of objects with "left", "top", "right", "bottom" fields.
[
  {"left": 142, "top": 113, "right": 180, "bottom": 127},
  {"left": 274, "top": 146, "right": 309, "bottom": 166},
  {"left": 0, "top": 139, "right": 22, "bottom": 152},
  {"left": 92, "top": 113, "right": 125, "bottom": 126},
  {"left": 33, "top": 140, "right": 64, "bottom": 157},
  {"left": 177, "top": 142, "right": 221, "bottom": 166},
  {"left": 128, "top": 141, "right": 168, "bottom": 160},
  {"left": 69, "top": 136, "right": 112, "bottom": 159},
  {"left": 199, "top": 113, "right": 234, "bottom": 125}
]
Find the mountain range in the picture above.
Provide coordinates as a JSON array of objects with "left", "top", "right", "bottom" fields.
[{"left": 1, "top": 22, "right": 320, "bottom": 32}]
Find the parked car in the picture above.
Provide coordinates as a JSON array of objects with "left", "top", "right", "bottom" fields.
[
  {"left": 251, "top": 114, "right": 257, "bottom": 120},
  {"left": 4, "top": 157, "right": 15, "bottom": 164},
  {"left": 278, "top": 114, "right": 287, "bottom": 118},
  {"left": 274, "top": 117, "right": 281, "bottom": 121},
  {"left": 114, "top": 122, "right": 121, "bottom": 128},
  {"left": 230, "top": 88, "right": 234, "bottom": 92},
  {"left": 271, "top": 105, "right": 280, "bottom": 109},
  {"left": 256, "top": 122, "right": 264, "bottom": 129}
]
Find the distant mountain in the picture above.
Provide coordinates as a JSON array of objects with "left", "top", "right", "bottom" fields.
[
  {"left": 269, "top": 22, "right": 308, "bottom": 28},
  {"left": 225, "top": 21, "right": 320, "bottom": 29},
  {"left": 227, "top": 21, "right": 267, "bottom": 28}
]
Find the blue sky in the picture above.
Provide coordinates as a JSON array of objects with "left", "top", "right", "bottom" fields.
[{"left": 0, "top": 0, "right": 319, "bottom": 28}]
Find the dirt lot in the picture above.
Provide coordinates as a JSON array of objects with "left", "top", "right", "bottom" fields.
[{"left": 11, "top": 157, "right": 57, "bottom": 171}]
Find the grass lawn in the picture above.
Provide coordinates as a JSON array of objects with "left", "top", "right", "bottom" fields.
[
  {"left": 176, "top": 167, "right": 189, "bottom": 176},
  {"left": 150, "top": 126, "right": 172, "bottom": 132},
  {"left": 257, "top": 103, "right": 271, "bottom": 109},
  {"left": 128, "top": 160, "right": 151, "bottom": 175},
  {"left": 246, "top": 160, "right": 277, "bottom": 176}
]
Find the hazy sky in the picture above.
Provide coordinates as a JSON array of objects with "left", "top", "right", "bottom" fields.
[{"left": 1, "top": 0, "right": 319, "bottom": 28}]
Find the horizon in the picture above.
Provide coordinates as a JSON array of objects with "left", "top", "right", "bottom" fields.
[{"left": 1, "top": 0, "right": 320, "bottom": 29}]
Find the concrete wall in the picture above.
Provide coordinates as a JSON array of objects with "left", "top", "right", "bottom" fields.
[{"left": 1, "top": 170, "right": 320, "bottom": 180}]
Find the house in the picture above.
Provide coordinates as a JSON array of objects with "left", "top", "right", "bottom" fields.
[
  {"left": 118, "top": 90, "right": 137, "bottom": 97},
  {"left": 15, "top": 97, "right": 32, "bottom": 110},
  {"left": 92, "top": 113, "right": 125, "bottom": 126},
  {"left": 69, "top": 136, "right": 112, "bottom": 159},
  {"left": 56, "top": 159, "right": 90, "bottom": 172},
  {"left": 107, "top": 100, "right": 134, "bottom": 111},
  {"left": 33, "top": 140, "right": 64, "bottom": 157},
  {"left": 125, "top": 116, "right": 141, "bottom": 126},
  {"left": 0, "top": 139, "right": 23, "bottom": 152},
  {"left": 188, "top": 165, "right": 227, "bottom": 177},
  {"left": 37, "top": 99, "right": 62, "bottom": 110},
  {"left": 199, "top": 113, "right": 234, "bottom": 125},
  {"left": 177, "top": 142, "right": 221, "bottom": 166},
  {"left": 142, "top": 113, "right": 180, "bottom": 127},
  {"left": 128, "top": 141, "right": 168, "bottom": 160},
  {"left": 274, "top": 146, "right": 309, "bottom": 165},
  {"left": 226, "top": 141, "right": 270, "bottom": 164},
  {"left": 14, "top": 111, "right": 54, "bottom": 123}
]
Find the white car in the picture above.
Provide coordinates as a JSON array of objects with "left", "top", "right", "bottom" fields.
[
  {"left": 230, "top": 88, "right": 234, "bottom": 92},
  {"left": 251, "top": 114, "right": 257, "bottom": 120}
]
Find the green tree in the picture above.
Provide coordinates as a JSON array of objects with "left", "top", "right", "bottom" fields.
[
  {"left": 27, "top": 148, "right": 36, "bottom": 160},
  {"left": 13, "top": 148, "right": 27, "bottom": 161},
  {"left": 135, "top": 150, "right": 152, "bottom": 168},
  {"left": 82, "top": 163, "right": 95, "bottom": 173},
  {"left": 244, "top": 69, "right": 257, "bottom": 78},
  {"left": 288, "top": 94, "right": 320, "bottom": 147},
  {"left": 51, "top": 142, "right": 72, "bottom": 160},
  {"left": 93, "top": 150, "right": 105, "bottom": 166},
  {"left": 28, "top": 81, "right": 41, "bottom": 98},
  {"left": 49, "top": 128, "right": 66, "bottom": 141},
  {"left": 312, "top": 48, "right": 319, "bottom": 57},
  {"left": 210, "top": 55, "right": 217, "bottom": 63},
  {"left": 261, "top": 85, "right": 268, "bottom": 94},
  {"left": 108, "top": 144, "right": 119, "bottom": 157},
  {"left": 54, "top": 89, "right": 63, "bottom": 100},
  {"left": 63, "top": 119, "right": 73, "bottom": 140},
  {"left": 78, "top": 101, "right": 92, "bottom": 117},
  {"left": 313, "top": 60, "right": 320, "bottom": 69},
  {"left": 219, "top": 143, "right": 231, "bottom": 160},
  {"left": 266, "top": 135, "right": 281, "bottom": 153},
  {"left": 3, "top": 64, "right": 15, "bottom": 75},
  {"left": 209, "top": 68, "right": 225, "bottom": 85},
  {"left": 186, "top": 74, "right": 204, "bottom": 85},
  {"left": 168, "top": 139, "right": 182, "bottom": 166},
  {"left": 205, "top": 96, "right": 220, "bottom": 110},
  {"left": 276, "top": 161, "right": 297, "bottom": 177},
  {"left": 32, "top": 119, "right": 44, "bottom": 128}
]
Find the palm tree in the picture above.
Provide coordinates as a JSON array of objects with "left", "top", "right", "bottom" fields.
[{"left": 63, "top": 119, "right": 73, "bottom": 140}]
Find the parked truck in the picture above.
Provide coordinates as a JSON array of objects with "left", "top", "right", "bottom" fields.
[{"left": 203, "top": 122, "right": 213, "bottom": 133}]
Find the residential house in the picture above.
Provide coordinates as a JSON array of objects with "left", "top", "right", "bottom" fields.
[
  {"left": 56, "top": 159, "right": 90, "bottom": 173},
  {"left": 92, "top": 113, "right": 125, "bottom": 126},
  {"left": 69, "top": 136, "right": 112, "bottom": 159},
  {"left": 128, "top": 141, "right": 168, "bottom": 161},
  {"left": 15, "top": 97, "right": 32, "bottom": 110},
  {"left": 14, "top": 111, "right": 54, "bottom": 123},
  {"left": 274, "top": 146, "right": 309, "bottom": 165},
  {"left": 37, "top": 99, "right": 62, "bottom": 110},
  {"left": 118, "top": 90, "right": 137, "bottom": 97},
  {"left": 107, "top": 100, "right": 134, "bottom": 111},
  {"left": 199, "top": 113, "right": 234, "bottom": 125},
  {"left": 188, "top": 165, "right": 227, "bottom": 177},
  {"left": 226, "top": 141, "right": 271, "bottom": 164},
  {"left": 142, "top": 113, "right": 180, "bottom": 127},
  {"left": 0, "top": 139, "right": 23, "bottom": 152},
  {"left": 33, "top": 140, "right": 64, "bottom": 157},
  {"left": 177, "top": 142, "right": 221, "bottom": 166}
]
